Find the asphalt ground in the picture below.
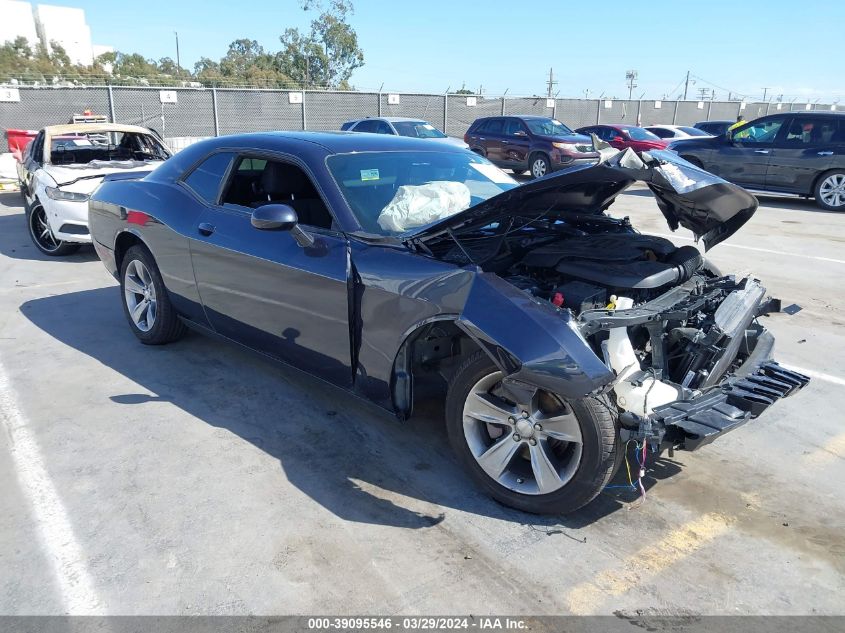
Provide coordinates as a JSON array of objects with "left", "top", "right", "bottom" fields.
[{"left": 0, "top": 185, "right": 843, "bottom": 616}]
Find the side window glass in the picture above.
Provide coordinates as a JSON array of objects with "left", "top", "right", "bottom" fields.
[
  {"left": 475, "top": 120, "right": 490, "bottom": 133},
  {"left": 354, "top": 120, "right": 378, "bottom": 133},
  {"left": 733, "top": 119, "right": 783, "bottom": 143},
  {"left": 182, "top": 152, "right": 234, "bottom": 204},
  {"left": 503, "top": 119, "right": 524, "bottom": 136},
  {"left": 376, "top": 121, "right": 393, "bottom": 134},
  {"left": 486, "top": 119, "right": 504, "bottom": 134},
  {"left": 782, "top": 118, "right": 822, "bottom": 144}
]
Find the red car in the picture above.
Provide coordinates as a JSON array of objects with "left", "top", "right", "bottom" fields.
[{"left": 575, "top": 124, "right": 669, "bottom": 152}]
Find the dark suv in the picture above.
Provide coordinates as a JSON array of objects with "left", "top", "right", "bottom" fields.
[
  {"left": 671, "top": 112, "right": 845, "bottom": 210},
  {"left": 464, "top": 115, "right": 598, "bottom": 178}
]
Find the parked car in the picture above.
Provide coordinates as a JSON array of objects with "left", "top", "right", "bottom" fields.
[
  {"left": 17, "top": 123, "right": 171, "bottom": 255},
  {"left": 669, "top": 112, "right": 845, "bottom": 210},
  {"left": 88, "top": 132, "right": 808, "bottom": 514},
  {"left": 341, "top": 116, "right": 468, "bottom": 149},
  {"left": 645, "top": 124, "right": 713, "bottom": 140},
  {"left": 575, "top": 124, "right": 669, "bottom": 152},
  {"left": 694, "top": 120, "right": 734, "bottom": 136},
  {"left": 464, "top": 115, "right": 598, "bottom": 178}
]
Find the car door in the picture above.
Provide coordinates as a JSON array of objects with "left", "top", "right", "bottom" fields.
[
  {"left": 502, "top": 118, "right": 530, "bottom": 166},
  {"left": 188, "top": 154, "right": 353, "bottom": 388},
  {"left": 765, "top": 115, "right": 838, "bottom": 194},
  {"left": 480, "top": 118, "right": 506, "bottom": 164},
  {"left": 707, "top": 117, "right": 785, "bottom": 187}
]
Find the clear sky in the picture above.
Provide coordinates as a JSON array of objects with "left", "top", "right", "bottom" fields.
[{"left": 71, "top": 0, "right": 844, "bottom": 102}]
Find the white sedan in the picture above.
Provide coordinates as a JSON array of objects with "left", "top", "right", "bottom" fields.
[
  {"left": 17, "top": 123, "right": 171, "bottom": 256},
  {"left": 644, "top": 124, "right": 714, "bottom": 141}
]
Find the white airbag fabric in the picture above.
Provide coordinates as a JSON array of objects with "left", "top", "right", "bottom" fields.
[{"left": 377, "top": 181, "right": 471, "bottom": 232}]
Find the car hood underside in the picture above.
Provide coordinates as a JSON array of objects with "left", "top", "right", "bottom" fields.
[{"left": 407, "top": 148, "right": 758, "bottom": 251}]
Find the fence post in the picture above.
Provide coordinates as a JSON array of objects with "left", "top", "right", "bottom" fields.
[
  {"left": 707, "top": 100, "right": 712, "bottom": 121},
  {"left": 107, "top": 85, "right": 116, "bottom": 123},
  {"left": 672, "top": 100, "right": 678, "bottom": 124},
  {"left": 302, "top": 90, "right": 307, "bottom": 130},
  {"left": 765, "top": 102, "right": 770, "bottom": 116},
  {"left": 378, "top": 91, "right": 382, "bottom": 117},
  {"left": 501, "top": 96, "right": 505, "bottom": 116},
  {"left": 595, "top": 99, "right": 601, "bottom": 124},
  {"left": 552, "top": 99, "right": 557, "bottom": 120},
  {"left": 211, "top": 87, "right": 220, "bottom": 137},
  {"left": 443, "top": 94, "right": 448, "bottom": 135},
  {"left": 637, "top": 100, "right": 642, "bottom": 126}
]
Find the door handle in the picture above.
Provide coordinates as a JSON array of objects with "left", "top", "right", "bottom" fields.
[
  {"left": 817, "top": 151, "right": 834, "bottom": 156},
  {"left": 197, "top": 222, "right": 216, "bottom": 236},
  {"left": 754, "top": 149, "right": 770, "bottom": 154},
  {"left": 502, "top": 140, "right": 510, "bottom": 144},
  {"left": 479, "top": 137, "right": 486, "bottom": 141}
]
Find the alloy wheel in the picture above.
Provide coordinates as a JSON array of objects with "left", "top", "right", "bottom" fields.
[
  {"left": 29, "top": 206, "right": 61, "bottom": 253},
  {"left": 123, "top": 259, "right": 158, "bottom": 332},
  {"left": 461, "top": 371, "right": 583, "bottom": 495},
  {"left": 819, "top": 174, "right": 845, "bottom": 208},
  {"left": 531, "top": 157, "right": 547, "bottom": 178}
]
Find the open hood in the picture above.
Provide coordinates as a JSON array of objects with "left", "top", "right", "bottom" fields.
[{"left": 406, "top": 148, "right": 757, "bottom": 251}]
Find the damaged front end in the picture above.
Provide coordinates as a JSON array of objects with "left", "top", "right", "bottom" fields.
[
  {"left": 410, "top": 146, "right": 810, "bottom": 455},
  {"left": 578, "top": 275, "right": 809, "bottom": 451}
]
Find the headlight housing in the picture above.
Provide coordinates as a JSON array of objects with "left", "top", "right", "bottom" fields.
[
  {"left": 45, "top": 186, "right": 89, "bottom": 202},
  {"left": 552, "top": 142, "right": 578, "bottom": 151}
]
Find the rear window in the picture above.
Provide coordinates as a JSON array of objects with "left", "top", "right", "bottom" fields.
[{"left": 49, "top": 130, "right": 170, "bottom": 165}]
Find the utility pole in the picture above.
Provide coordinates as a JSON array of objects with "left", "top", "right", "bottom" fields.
[
  {"left": 546, "top": 68, "right": 557, "bottom": 98},
  {"left": 625, "top": 70, "right": 638, "bottom": 100},
  {"left": 174, "top": 31, "right": 181, "bottom": 76},
  {"left": 683, "top": 70, "right": 690, "bottom": 100}
]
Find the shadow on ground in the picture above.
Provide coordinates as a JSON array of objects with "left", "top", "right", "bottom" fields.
[{"left": 20, "top": 286, "right": 683, "bottom": 531}]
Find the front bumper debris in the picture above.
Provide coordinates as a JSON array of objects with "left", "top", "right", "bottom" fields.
[{"left": 653, "top": 361, "right": 810, "bottom": 450}]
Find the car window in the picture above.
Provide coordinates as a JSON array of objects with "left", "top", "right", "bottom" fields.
[
  {"left": 31, "top": 131, "right": 44, "bottom": 164},
  {"left": 353, "top": 120, "right": 379, "bottom": 133},
  {"left": 375, "top": 120, "right": 394, "bottom": 134},
  {"left": 473, "top": 120, "right": 491, "bottom": 133},
  {"left": 485, "top": 118, "right": 505, "bottom": 134},
  {"left": 782, "top": 117, "right": 838, "bottom": 145},
  {"left": 340, "top": 121, "right": 356, "bottom": 131},
  {"left": 649, "top": 128, "right": 673, "bottom": 138},
  {"left": 221, "top": 156, "right": 334, "bottom": 230},
  {"left": 392, "top": 121, "right": 447, "bottom": 139},
  {"left": 503, "top": 119, "right": 527, "bottom": 136},
  {"left": 182, "top": 152, "right": 235, "bottom": 204},
  {"left": 524, "top": 118, "right": 573, "bottom": 136},
  {"left": 732, "top": 119, "right": 784, "bottom": 143}
]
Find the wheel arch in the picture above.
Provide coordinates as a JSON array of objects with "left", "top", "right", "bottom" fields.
[
  {"left": 812, "top": 167, "right": 845, "bottom": 199},
  {"left": 114, "top": 230, "right": 150, "bottom": 274}
]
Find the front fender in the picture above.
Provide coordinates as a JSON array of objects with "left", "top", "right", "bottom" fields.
[{"left": 456, "top": 272, "right": 614, "bottom": 399}]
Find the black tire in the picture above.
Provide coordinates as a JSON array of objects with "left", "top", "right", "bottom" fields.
[
  {"left": 680, "top": 155, "right": 704, "bottom": 169},
  {"left": 119, "top": 244, "right": 186, "bottom": 345},
  {"left": 445, "top": 351, "right": 620, "bottom": 514},
  {"left": 529, "top": 153, "right": 551, "bottom": 179},
  {"left": 814, "top": 170, "right": 845, "bottom": 211},
  {"left": 26, "top": 203, "right": 81, "bottom": 256}
]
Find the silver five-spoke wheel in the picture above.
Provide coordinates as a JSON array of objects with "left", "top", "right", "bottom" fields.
[
  {"left": 819, "top": 173, "right": 845, "bottom": 209},
  {"left": 530, "top": 155, "right": 548, "bottom": 179},
  {"left": 123, "top": 259, "right": 157, "bottom": 332},
  {"left": 462, "top": 371, "right": 583, "bottom": 496}
]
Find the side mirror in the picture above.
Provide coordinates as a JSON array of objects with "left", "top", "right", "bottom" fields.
[
  {"left": 251, "top": 204, "right": 314, "bottom": 248},
  {"left": 514, "top": 130, "right": 527, "bottom": 137}
]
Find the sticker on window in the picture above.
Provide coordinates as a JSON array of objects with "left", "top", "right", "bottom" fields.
[
  {"left": 360, "top": 169, "right": 380, "bottom": 181},
  {"left": 469, "top": 162, "right": 517, "bottom": 184}
]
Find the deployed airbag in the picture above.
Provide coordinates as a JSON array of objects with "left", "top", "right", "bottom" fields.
[{"left": 377, "top": 181, "right": 471, "bottom": 232}]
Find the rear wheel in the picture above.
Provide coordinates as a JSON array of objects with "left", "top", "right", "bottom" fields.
[
  {"left": 27, "top": 203, "right": 80, "bottom": 256},
  {"left": 445, "top": 351, "right": 620, "bottom": 514},
  {"left": 120, "top": 245, "right": 186, "bottom": 345},
  {"left": 815, "top": 170, "right": 845, "bottom": 211},
  {"left": 529, "top": 153, "right": 550, "bottom": 179}
]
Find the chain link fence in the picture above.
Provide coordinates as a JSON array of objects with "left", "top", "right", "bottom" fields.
[{"left": 0, "top": 85, "right": 839, "bottom": 152}]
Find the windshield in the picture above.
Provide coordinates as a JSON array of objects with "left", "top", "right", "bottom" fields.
[
  {"left": 524, "top": 118, "right": 573, "bottom": 136},
  {"left": 391, "top": 121, "right": 447, "bottom": 139},
  {"left": 327, "top": 151, "right": 518, "bottom": 235},
  {"left": 679, "top": 126, "right": 709, "bottom": 136},
  {"left": 622, "top": 126, "right": 661, "bottom": 141},
  {"left": 49, "top": 131, "right": 170, "bottom": 165}
]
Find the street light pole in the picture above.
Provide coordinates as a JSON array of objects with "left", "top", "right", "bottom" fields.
[{"left": 174, "top": 31, "right": 181, "bottom": 76}]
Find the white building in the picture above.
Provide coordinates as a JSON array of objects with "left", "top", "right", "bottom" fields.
[
  {"left": 0, "top": 0, "right": 39, "bottom": 49},
  {"left": 0, "top": 1, "right": 111, "bottom": 67}
]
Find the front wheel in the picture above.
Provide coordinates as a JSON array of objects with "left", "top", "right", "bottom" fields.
[
  {"left": 445, "top": 351, "right": 619, "bottom": 514},
  {"left": 529, "top": 154, "right": 550, "bottom": 179},
  {"left": 815, "top": 170, "right": 845, "bottom": 211},
  {"left": 27, "top": 203, "right": 80, "bottom": 256},
  {"left": 120, "top": 245, "right": 186, "bottom": 345}
]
